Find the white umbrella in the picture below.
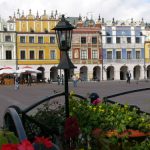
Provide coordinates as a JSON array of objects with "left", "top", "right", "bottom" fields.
[
  {"left": 0, "top": 67, "right": 17, "bottom": 75},
  {"left": 16, "top": 66, "right": 42, "bottom": 74}
]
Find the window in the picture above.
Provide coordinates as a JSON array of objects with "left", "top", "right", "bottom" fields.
[
  {"left": 81, "top": 50, "right": 87, "bottom": 59},
  {"left": 127, "top": 37, "right": 131, "bottom": 43},
  {"left": 106, "top": 37, "right": 112, "bottom": 44},
  {"left": 92, "top": 50, "right": 98, "bottom": 59},
  {"left": 5, "top": 35, "right": 11, "bottom": 42},
  {"left": 136, "top": 51, "right": 140, "bottom": 59},
  {"left": 127, "top": 51, "right": 132, "bottom": 59},
  {"left": 92, "top": 37, "right": 97, "bottom": 44},
  {"left": 38, "top": 36, "right": 43, "bottom": 44},
  {"left": 20, "top": 36, "right": 25, "bottom": 43},
  {"left": 20, "top": 51, "right": 25, "bottom": 59},
  {"left": 116, "top": 37, "right": 120, "bottom": 43},
  {"left": 50, "top": 36, "right": 55, "bottom": 44},
  {"left": 29, "top": 36, "right": 34, "bottom": 43},
  {"left": 39, "top": 50, "right": 44, "bottom": 59},
  {"left": 6, "top": 50, "right": 12, "bottom": 60},
  {"left": 135, "top": 37, "right": 140, "bottom": 43},
  {"left": 116, "top": 51, "right": 121, "bottom": 59},
  {"left": 81, "top": 37, "right": 86, "bottom": 44},
  {"left": 50, "top": 50, "right": 56, "bottom": 60},
  {"left": 107, "top": 51, "right": 112, "bottom": 59},
  {"left": 30, "top": 51, "right": 34, "bottom": 60}
]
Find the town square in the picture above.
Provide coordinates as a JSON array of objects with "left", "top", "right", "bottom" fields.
[{"left": 0, "top": 0, "right": 150, "bottom": 149}]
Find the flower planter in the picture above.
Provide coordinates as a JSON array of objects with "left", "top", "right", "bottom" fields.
[{"left": 106, "top": 129, "right": 150, "bottom": 138}]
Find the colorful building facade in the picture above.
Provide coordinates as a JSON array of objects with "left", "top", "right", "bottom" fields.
[
  {"left": 0, "top": 17, "right": 16, "bottom": 69},
  {"left": 1, "top": 10, "right": 150, "bottom": 82},
  {"left": 68, "top": 16, "right": 102, "bottom": 81},
  {"left": 102, "top": 18, "right": 145, "bottom": 80},
  {"left": 12, "top": 9, "right": 60, "bottom": 81}
]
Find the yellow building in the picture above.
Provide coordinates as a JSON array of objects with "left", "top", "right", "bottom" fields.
[
  {"left": 142, "top": 30, "right": 150, "bottom": 79},
  {"left": 10, "top": 9, "right": 61, "bottom": 82}
]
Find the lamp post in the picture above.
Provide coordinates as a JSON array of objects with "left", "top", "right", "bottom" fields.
[
  {"left": 99, "top": 31, "right": 104, "bottom": 80},
  {"left": 53, "top": 15, "right": 76, "bottom": 118}
]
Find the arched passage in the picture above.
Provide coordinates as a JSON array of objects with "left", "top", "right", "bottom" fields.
[
  {"left": 106, "top": 66, "right": 114, "bottom": 80},
  {"left": 80, "top": 66, "right": 88, "bottom": 81},
  {"left": 133, "top": 65, "right": 141, "bottom": 80},
  {"left": 120, "top": 66, "right": 128, "bottom": 80},
  {"left": 147, "top": 65, "right": 150, "bottom": 79},
  {"left": 37, "top": 67, "right": 45, "bottom": 82},
  {"left": 93, "top": 66, "right": 100, "bottom": 81},
  {"left": 50, "top": 67, "right": 58, "bottom": 82}
]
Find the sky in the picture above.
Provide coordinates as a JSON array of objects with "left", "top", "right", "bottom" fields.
[{"left": 0, "top": 0, "right": 150, "bottom": 22}]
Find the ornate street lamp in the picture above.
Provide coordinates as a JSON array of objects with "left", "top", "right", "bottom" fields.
[{"left": 53, "top": 14, "right": 76, "bottom": 118}]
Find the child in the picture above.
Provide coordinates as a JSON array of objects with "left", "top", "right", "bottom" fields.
[{"left": 89, "top": 93, "right": 102, "bottom": 105}]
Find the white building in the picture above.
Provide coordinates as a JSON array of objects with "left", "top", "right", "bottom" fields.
[{"left": 0, "top": 17, "right": 16, "bottom": 69}]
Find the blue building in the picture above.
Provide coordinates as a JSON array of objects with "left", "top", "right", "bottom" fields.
[{"left": 102, "top": 18, "right": 145, "bottom": 80}]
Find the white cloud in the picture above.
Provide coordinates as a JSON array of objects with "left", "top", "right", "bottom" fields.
[{"left": 0, "top": 0, "right": 150, "bottom": 22}]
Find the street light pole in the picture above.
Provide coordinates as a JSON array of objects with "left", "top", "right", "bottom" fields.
[
  {"left": 53, "top": 15, "right": 76, "bottom": 118},
  {"left": 99, "top": 31, "right": 104, "bottom": 80}
]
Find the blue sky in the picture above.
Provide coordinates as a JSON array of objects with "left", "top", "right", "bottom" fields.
[{"left": 0, "top": 0, "right": 150, "bottom": 22}]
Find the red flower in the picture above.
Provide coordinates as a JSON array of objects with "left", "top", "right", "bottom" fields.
[
  {"left": 34, "top": 136, "right": 53, "bottom": 148},
  {"left": 17, "top": 139, "right": 34, "bottom": 150},
  {"left": 1, "top": 144, "right": 18, "bottom": 150},
  {"left": 64, "top": 116, "right": 80, "bottom": 140}
]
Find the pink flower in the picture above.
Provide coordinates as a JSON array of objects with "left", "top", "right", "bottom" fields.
[{"left": 92, "top": 98, "right": 102, "bottom": 105}]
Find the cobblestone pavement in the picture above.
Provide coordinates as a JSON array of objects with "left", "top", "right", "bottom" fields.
[{"left": 0, "top": 80, "right": 150, "bottom": 126}]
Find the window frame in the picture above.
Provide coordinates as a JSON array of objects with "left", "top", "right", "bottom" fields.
[
  {"left": 81, "top": 37, "right": 86, "bottom": 44},
  {"left": 50, "top": 50, "right": 56, "bottom": 60},
  {"left": 39, "top": 50, "right": 44, "bottom": 60},
  {"left": 38, "top": 36, "right": 44, "bottom": 44},
  {"left": 106, "top": 37, "right": 112, "bottom": 44},
  {"left": 107, "top": 51, "right": 112, "bottom": 59},
  {"left": 29, "top": 36, "right": 34, "bottom": 43},
  {"left": 20, "top": 36, "right": 26, "bottom": 43},
  {"left": 6, "top": 50, "right": 12, "bottom": 60},
  {"left": 127, "top": 51, "right": 132, "bottom": 59},
  {"left": 5, "top": 35, "right": 11, "bottom": 42},
  {"left": 92, "top": 37, "right": 97, "bottom": 44},
  {"left": 20, "top": 50, "right": 26, "bottom": 60},
  {"left": 81, "top": 50, "right": 87, "bottom": 59},
  {"left": 29, "top": 50, "right": 35, "bottom": 60},
  {"left": 92, "top": 50, "right": 98, "bottom": 59},
  {"left": 50, "top": 36, "right": 55, "bottom": 44}
]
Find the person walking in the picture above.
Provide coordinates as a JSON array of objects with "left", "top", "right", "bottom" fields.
[
  {"left": 126, "top": 71, "right": 131, "bottom": 84},
  {"left": 57, "top": 75, "right": 60, "bottom": 85},
  {"left": 15, "top": 76, "right": 19, "bottom": 90},
  {"left": 27, "top": 74, "right": 32, "bottom": 86},
  {"left": 72, "top": 74, "right": 78, "bottom": 87},
  {"left": 61, "top": 74, "right": 64, "bottom": 85}
]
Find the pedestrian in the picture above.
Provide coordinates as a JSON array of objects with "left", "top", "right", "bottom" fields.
[
  {"left": 126, "top": 71, "right": 131, "bottom": 84},
  {"left": 57, "top": 75, "right": 60, "bottom": 85},
  {"left": 61, "top": 74, "right": 64, "bottom": 85},
  {"left": 72, "top": 74, "right": 78, "bottom": 87},
  {"left": 89, "top": 93, "right": 103, "bottom": 105},
  {"left": 27, "top": 74, "right": 32, "bottom": 86},
  {"left": 15, "top": 76, "right": 19, "bottom": 90}
]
